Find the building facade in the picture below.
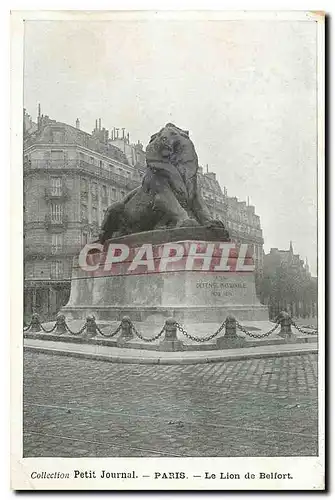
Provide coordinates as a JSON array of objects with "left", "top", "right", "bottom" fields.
[
  {"left": 197, "top": 168, "right": 264, "bottom": 275},
  {"left": 24, "top": 107, "right": 264, "bottom": 320},
  {"left": 260, "top": 242, "right": 317, "bottom": 320}
]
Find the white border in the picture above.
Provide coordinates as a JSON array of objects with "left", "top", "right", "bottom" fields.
[{"left": 10, "top": 9, "right": 325, "bottom": 491}]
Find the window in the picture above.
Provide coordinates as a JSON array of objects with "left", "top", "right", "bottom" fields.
[
  {"left": 89, "top": 156, "right": 94, "bottom": 164},
  {"left": 50, "top": 204, "right": 62, "bottom": 222},
  {"left": 81, "top": 232, "right": 89, "bottom": 246},
  {"left": 81, "top": 178, "right": 88, "bottom": 195},
  {"left": 26, "top": 263, "right": 34, "bottom": 278},
  {"left": 101, "top": 185, "right": 107, "bottom": 200},
  {"left": 51, "top": 233, "right": 63, "bottom": 253},
  {"left": 99, "top": 160, "right": 103, "bottom": 168},
  {"left": 111, "top": 188, "right": 117, "bottom": 200},
  {"left": 92, "top": 207, "right": 98, "bottom": 222},
  {"left": 120, "top": 190, "right": 125, "bottom": 198},
  {"left": 51, "top": 150, "right": 64, "bottom": 160},
  {"left": 91, "top": 182, "right": 98, "bottom": 198},
  {"left": 81, "top": 203, "right": 88, "bottom": 220},
  {"left": 52, "top": 130, "right": 64, "bottom": 143},
  {"left": 51, "top": 261, "right": 63, "bottom": 279},
  {"left": 79, "top": 152, "right": 85, "bottom": 161},
  {"left": 51, "top": 177, "right": 62, "bottom": 196}
]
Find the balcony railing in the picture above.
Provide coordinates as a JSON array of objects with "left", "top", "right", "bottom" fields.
[
  {"left": 44, "top": 214, "right": 69, "bottom": 231},
  {"left": 44, "top": 186, "right": 69, "bottom": 201},
  {"left": 24, "top": 159, "right": 141, "bottom": 189},
  {"left": 25, "top": 244, "right": 81, "bottom": 257}
]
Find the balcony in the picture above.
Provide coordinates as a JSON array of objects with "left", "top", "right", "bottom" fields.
[
  {"left": 25, "top": 243, "right": 81, "bottom": 258},
  {"left": 24, "top": 159, "right": 71, "bottom": 170},
  {"left": 44, "top": 186, "right": 69, "bottom": 201},
  {"left": 24, "top": 158, "right": 140, "bottom": 189},
  {"left": 44, "top": 214, "right": 69, "bottom": 231}
]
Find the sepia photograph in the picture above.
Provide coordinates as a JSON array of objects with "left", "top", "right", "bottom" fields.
[{"left": 11, "top": 9, "right": 324, "bottom": 490}]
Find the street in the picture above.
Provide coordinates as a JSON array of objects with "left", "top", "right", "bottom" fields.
[{"left": 23, "top": 351, "right": 318, "bottom": 457}]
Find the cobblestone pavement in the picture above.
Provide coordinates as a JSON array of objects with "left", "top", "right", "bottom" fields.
[{"left": 23, "top": 352, "right": 318, "bottom": 457}]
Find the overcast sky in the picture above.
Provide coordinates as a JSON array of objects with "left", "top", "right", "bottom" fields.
[{"left": 24, "top": 19, "right": 318, "bottom": 275}]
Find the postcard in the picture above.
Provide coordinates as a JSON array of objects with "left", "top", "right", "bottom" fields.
[{"left": 11, "top": 9, "right": 325, "bottom": 490}]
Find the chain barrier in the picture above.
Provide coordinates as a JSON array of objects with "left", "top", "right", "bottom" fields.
[
  {"left": 131, "top": 322, "right": 166, "bottom": 343},
  {"left": 23, "top": 313, "right": 316, "bottom": 343},
  {"left": 175, "top": 321, "right": 225, "bottom": 343},
  {"left": 40, "top": 323, "right": 58, "bottom": 334},
  {"left": 291, "top": 321, "right": 318, "bottom": 336},
  {"left": 65, "top": 322, "right": 87, "bottom": 336},
  {"left": 95, "top": 323, "right": 122, "bottom": 338},
  {"left": 236, "top": 321, "right": 280, "bottom": 339}
]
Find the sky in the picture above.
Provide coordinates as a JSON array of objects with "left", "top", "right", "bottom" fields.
[{"left": 23, "top": 18, "right": 318, "bottom": 275}]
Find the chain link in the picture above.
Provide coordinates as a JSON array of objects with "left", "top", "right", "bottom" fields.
[
  {"left": 236, "top": 321, "right": 280, "bottom": 339},
  {"left": 24, "top": 314, "right": 316, "bottom": 344},
  {"left": 175, "top": 321, "right": 225, "bottom": 343},
  {"left": 65, "top": 322, "right": 87, "bottom": 336},
  {"left": 131, "top": 323, "right": 165, "bottom": 342},
  {"left": 291, "top": 321, "right": 318, "bottom": 336},
  {"left": 40, "top": 323, "right": 58, "bottom": 334},
  {"left": 96, "top": 323, "right": 122, "bottom": 338}
]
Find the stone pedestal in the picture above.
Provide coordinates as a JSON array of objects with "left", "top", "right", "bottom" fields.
[{"left": 62, "top": 228, "right": 268, "bottom": 324}]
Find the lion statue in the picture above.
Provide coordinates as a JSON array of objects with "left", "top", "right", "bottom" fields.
[{"left": 98, "top": 123, "right": 227, "bottom": 243}]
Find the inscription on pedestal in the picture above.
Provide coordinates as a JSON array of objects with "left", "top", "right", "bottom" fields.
[{"left": 196, "top": 280, "right": 247, "bottom": 297}]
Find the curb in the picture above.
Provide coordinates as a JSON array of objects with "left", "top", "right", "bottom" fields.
[
  {"left": 23, "top": 331, "right": 318, "bottom": 351},
  {"left": 24, "top": 343, "right": 318, "bottom": 365}
]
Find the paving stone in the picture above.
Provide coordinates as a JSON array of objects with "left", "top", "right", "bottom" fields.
[{"left": 23, "top": 351, "right": 318, "bottom": 457}]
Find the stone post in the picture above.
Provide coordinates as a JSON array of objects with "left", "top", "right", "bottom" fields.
[
  {"left": 159, "top": 318, "right": 184, "bottom": 352},
  {"left": 278, "top": 311, "right": 296, "bottom": 342},
  {"left": 117, "top": 316, "right": 134, "bottom": 346},
  {"left": 225, "top": 314, "right": 238, "bottom": 339},
  {"left": 85, "top": 315, "right": 97, "bottom": 338},
  {"left": 55, "top": 313, "right": 67, "bottom": 335},
  {"left": 30, "top": 313, "right": 41, "bottom": 333},
  {"left": 217, "top": 314, "right": 245, "bottom": 349}
]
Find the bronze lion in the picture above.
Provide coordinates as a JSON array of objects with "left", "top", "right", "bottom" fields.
[{"left": 98, "top": 123, "right": 226, "bottom": 243}]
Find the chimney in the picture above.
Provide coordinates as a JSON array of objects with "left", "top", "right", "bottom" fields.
[
  {"left": 37, "top": 103, "right": 41, "bottom": 128},
  {"left": 95, "top": 119, "right": 98, "bottom": 130},
  {"left": 99, "top": 118, "right": 101, "bottom": 131},
  {"left": 76, "top": 118, "right": 80, "bottom": 129}
]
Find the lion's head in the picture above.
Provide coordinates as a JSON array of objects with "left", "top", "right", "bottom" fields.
[{"left": 146, "top": 123, "right": 198, "bottom": 169}]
